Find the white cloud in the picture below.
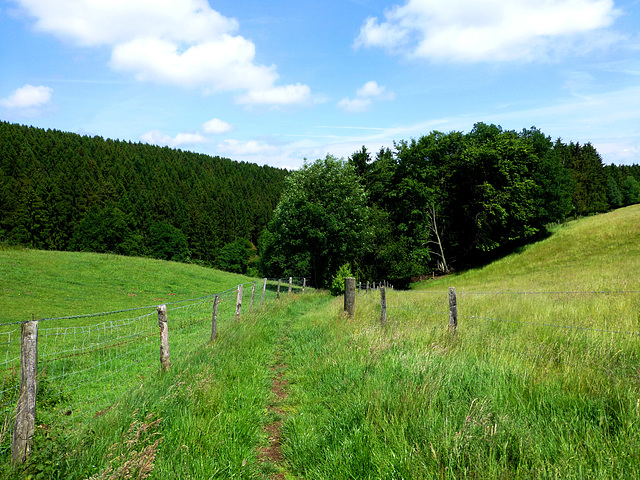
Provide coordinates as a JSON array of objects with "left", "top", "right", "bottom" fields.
[
  {"left": 338, "top": 81, "right": 395, "bottom": 113},
  {"left": 0, "top": 84, "right": 52, "bottom": 108},
  {"left": 217, "top": 139, "right": 279, "bottom": 156},
  {"left": 237, "top": 84, "right": 311, "bottom": 106},
  {"left": 355, "top": 0, "right": 620, "bottom": 62},
  {"left": 202, "top": 118, "right": 233, "bottom": 134},
  {"left": 15, "top": 0, "right": 309, "bottom": 105},
  {"left": 141, "top": 129, "right": 208, "bottom": 148}
]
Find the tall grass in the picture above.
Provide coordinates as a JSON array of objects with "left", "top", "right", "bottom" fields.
[
  {"left": 278, "top": 207, "right": 640, "bottom": 478},
  {"left": 2, "top": 207, "right": 639, "bottom": 478}
]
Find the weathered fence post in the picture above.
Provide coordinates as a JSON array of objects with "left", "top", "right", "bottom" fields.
[
  {"left": 261, "top": 278, "right": 267, "bottom": 306},
  {"left": 211, "top": 294, "right": 220, "bottom": 342},
  {"left": 449, "top": 287, "right": 458, "bottom": 331},
  {"left": 277, "top": 279, "right": 281, "bottom": 299},
  {"left": 303, "top": 278, "right": 306, "bottom": 293},
  {"left": 11, "top": 320, "right": 38, "bottom": 465},
  {"left": 250, "top": 282, "right": 256, "bottom": 314},
  {"left": 358, "top": 282, "right": 362, "bottom": 294},
  {"left": 344, "top": 277, "right": 356, "bottom": 317},
  {"left": 366, "top": 281, "right": 370, "bottom": 294},
  {"left": 380, "top": 286, "right": 387, "bottom": 328},
  {"left": 157, "top": 305, "right": 170, "bottom": 371},
  {"left": 288, "top": 277, "right": 293, "bottom": 294},
  {"left": 235, "top": 284, "right": 243, "bottom": 320}
]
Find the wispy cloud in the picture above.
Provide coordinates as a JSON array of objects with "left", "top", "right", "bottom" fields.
[
  {"left": 337, "top": 81, "right": 395, "bottom": 113},
  {"left": 141, "top": 130, "right": 209, "bottom": 148}
]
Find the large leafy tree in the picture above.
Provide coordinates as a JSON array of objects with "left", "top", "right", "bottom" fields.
[{"left": 260, "top": 155, "right": 370, "bottom": 288}]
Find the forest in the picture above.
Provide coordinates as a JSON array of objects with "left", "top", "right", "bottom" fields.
[
  {"left": 1, "top": 121, "right": 639, "bottom": 286},
  {"left": 0, "top": 121, "right": 288, "bottom": 273},
  {"left": 260, "top": 123, "right": 640, "bottom": 287}
]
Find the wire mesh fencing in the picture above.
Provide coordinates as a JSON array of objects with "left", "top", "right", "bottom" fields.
[{"left": 0, "top": 277, "right": 306, "bottom": 463}]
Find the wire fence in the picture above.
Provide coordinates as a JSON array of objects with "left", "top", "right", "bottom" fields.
[
  {"left": 0, "top": 277, "right": 306, "bottom": 462},
  {"left": 354, "top": 286, "right": 640, "bottom": 379}
]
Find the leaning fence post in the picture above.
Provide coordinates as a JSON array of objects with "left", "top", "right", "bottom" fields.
[
  {"left": 277, "top": 279, "right": 281, "bottom": 299},
  {"left": 261, "top": 278, "right": 267, "bottom": 306},
  {"left": 157, "top": 305, "right": 170, "bottom": 371},
  {"left": 235, "top": 284, "right": 243, "bottom": 320},
  {"left": 250, "top": 282, "right": 256, "bottom": 314},
  {"left": 380, "top": 285, "right": 387, "bottom": 328},
  {"left": 344, "top": 277, "right": 356, "bottom": 317},
  {"left": 11, "top": 320, "right": 38, "bottom": 465},
  {"left": 211, "top": 294, "right": 220, "bottom": 342},
  {"left": 288, "top": 277, "right": 293, "bottom": 294},
  {"left": 449, "top": 287, "right": 458, "bottom": 331}
]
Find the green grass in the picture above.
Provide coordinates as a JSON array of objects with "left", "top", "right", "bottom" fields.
[
  {"left": 0, "top": 246, "right": 256, "bottom": 324},
  {"left": 2, "top": 206, "right": 640, "bottom": 478}
]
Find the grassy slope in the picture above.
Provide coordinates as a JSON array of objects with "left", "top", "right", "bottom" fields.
[
  {"left": 416, "top": 204, "right": 640, "bottom": 292},
  {"left": 0, "top": 247, "right": 256, "bottom": 324}
]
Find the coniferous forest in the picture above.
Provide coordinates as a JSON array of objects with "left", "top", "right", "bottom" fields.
[
  {"left": 0, "top": 121, "right": 287, "bottom": 273},
  {"left": 1, "top": 120, "right": 639, "bottom": 285}
]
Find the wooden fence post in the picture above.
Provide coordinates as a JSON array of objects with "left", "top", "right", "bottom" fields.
[
  {"left": 380, "top": 286, "right": 387, "bottom": 328},
  {"left": 250, "top": 282, "right": 256, "bottom": 314},
  {"left": 303, "top": 278, "right": 306, "bottom": 293},
  {"left": 288, "top": 277, "right": 293, "bottom": 294},
  {"left": 344, "top": 277, "right": 356, "bottom": 317},
  {"left": 449, "top": 287, "right": 458, "bottom": 331},
  {"left": 277, "top": 279, "right": 281, "bottom": 299},
  {"left": 235, "top": 284, "right": 243, "bottom": 320},
  {"left": 11, "top": 320, "right": 38, "bottom": 465},
  {"left": 211, "top": 294, "right": 220, "bottom": 342},
  {"left": 366, "top": 281, "right": 370, "bottom": 294},
  {"left": 157, "top": 305, "right": 170, "bottom": 371},
  {"left": 261, "top": 278, "right": 267, "bottom": 306}
]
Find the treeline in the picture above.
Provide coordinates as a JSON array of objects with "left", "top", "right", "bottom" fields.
[
  {"left": 0, "top": 121, "right": 288, "bottom": 272},
  {"left": 261, "top": 123, "right": 640, "bottom": 288}
]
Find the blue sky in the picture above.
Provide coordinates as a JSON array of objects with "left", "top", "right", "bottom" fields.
[{"left": 1, "top": 0, "right": 640, "bottom": 169}]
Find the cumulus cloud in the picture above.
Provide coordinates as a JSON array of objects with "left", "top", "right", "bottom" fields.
[
  {"left": 202, "top": 118, "right": 233, "bottom": 134},
  {"left": 15, "top": 0, "right": 310, "bottom": 105},
  {"left": 0, "top": 84, "right": 52, "bottom": 109},
  {"left": 338, "top": 81, "right": 395, "bottom": 113},
  {"left": 355, "top": 0, "right": 620, "bottom": 62}
]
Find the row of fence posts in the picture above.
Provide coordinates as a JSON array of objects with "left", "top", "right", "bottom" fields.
[
  {"left": 343, "top": 278, "right": 458, "bottom": 331},
  {"left": 10, "top": 277, "right": 304, "bottom": 466}
]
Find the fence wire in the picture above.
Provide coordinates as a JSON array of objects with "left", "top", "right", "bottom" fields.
[
  {"left": 0, "top": 277, "right": 305, "bottom": 460},
  {"left": 363, "top": 288, "right": 640, "bottom": 379}
]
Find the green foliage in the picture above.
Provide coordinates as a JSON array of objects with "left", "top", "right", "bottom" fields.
[
  {"left": 329, "top": 263, "right": 353, "bottom": 296},
  {"left": 621, "top": 175, "right": 640, "bottom": 205},
  {"left": 217, "top": 238, "right": 252, "bottom": 274},
  {"left": 148, "top": 221, "right": 190, "bottom": 262},
  {"left": 0, "top": 121, "right": 287, "bottom": 269},
  {"left": 261, "top": 155, "right": 370, "bottom": 288}
]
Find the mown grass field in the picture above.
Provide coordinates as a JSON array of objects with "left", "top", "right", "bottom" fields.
[{"left": 2, "top": 205, "right": 640, "bottom": 479}]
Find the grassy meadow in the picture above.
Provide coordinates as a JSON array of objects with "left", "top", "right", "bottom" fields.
[{"left": 1, "top": 205, "right": 640, "bottom": 478}]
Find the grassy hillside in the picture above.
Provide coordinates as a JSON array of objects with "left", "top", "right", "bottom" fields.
[
  {"left": 416, "top": 203, "right": 640, "bottom": 292},
  {"left": 3, "top": 207, "right": 640, "bottom": 478},
  {"left": 0, "top": 246, "right": 257, "bottom": 324}
]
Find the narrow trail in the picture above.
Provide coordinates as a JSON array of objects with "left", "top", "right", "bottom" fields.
[{"left": 258, "top": 343, "right": 290, "bottom": 479}]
